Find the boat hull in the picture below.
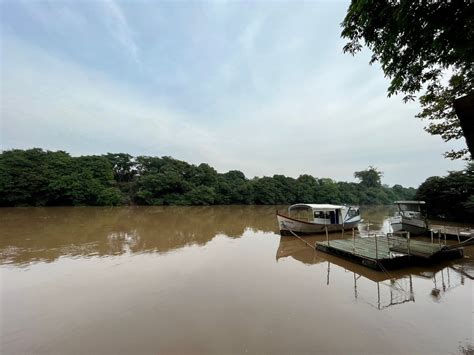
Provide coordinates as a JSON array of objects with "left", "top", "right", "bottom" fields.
[
  {"left": 390, "top": 216, "right": 428, "bottom": 235},
  {"left": 277, "top": 213, "right": 359, "bottom": 235}
]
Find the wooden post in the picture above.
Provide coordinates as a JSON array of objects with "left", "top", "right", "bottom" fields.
[
  {"left": 367, "top": 219, "right": 370, "bottom": 237},
  {"left": 326, "top": 225, "right": 329, "bottom": 246},
  {"left": 457, "top": 228, "right": 461, "bottom": 243},
  {"left": 438, "top": 230, "right": 441, "bottom": 246},
  {"left": 431, "top": 230, "right": 434, "bottom": 244}
]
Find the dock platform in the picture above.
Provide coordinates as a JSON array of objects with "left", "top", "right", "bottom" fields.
[
  {"left": 428, "top": 224, "right": 474, "bottom": 241},
  {"left": 315, "top": 235, "right": 464, "bottom": 270}
]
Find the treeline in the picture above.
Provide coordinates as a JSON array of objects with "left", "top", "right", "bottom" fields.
[
  {"left": 415, "top": 163, "right": 474, "bottom": 222},
  {"left": 0, "top": 148, "right": 416, "bottom": 207}
]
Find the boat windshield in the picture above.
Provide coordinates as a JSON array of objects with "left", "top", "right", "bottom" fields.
[
  {"left": 347, "top": 208, "right": 360, "bottom": 218},
  {"left": 398, "top": 203, "right": 422, "bottom": 212}
]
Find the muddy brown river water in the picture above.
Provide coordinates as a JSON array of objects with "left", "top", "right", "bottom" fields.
[{"left": 0, "top": 206, "right": 473, "bottom": 354}]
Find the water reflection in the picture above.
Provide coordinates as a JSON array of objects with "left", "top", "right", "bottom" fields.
[
  {"left": 359, "top": 204, "right": 396, "bottom": 233},
  {"left": 276, "top": 234, "right": 474, "bottom": 310},
  {"left": 0, "top": 206, "right": 280, "bottom": 265},
  {"left": 1, "top": 204, "right": 473, "bottom": 302}
]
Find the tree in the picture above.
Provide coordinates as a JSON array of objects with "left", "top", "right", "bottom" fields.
[
  {"left": 0, "top": 148, "right": 416, "bottom": 207},
  {"left": 415, "top": 163, "right": 474, "bottom": 221},
  {"left": 354, "top": 166, "right": 383, "bottom": 188},
  {"left": 105, "top": 153, "right": 136, "bottom": 183},
  {"left": 341, "top": 0, "right": 474, "bottom": 159}
]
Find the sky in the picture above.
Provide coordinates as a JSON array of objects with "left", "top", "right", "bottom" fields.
[{"left": 0, "top": 0, "right": 467, "bottom": 187}]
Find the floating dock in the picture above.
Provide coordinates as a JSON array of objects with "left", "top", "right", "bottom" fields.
[
  {"left": 428, "top": 224, "right": 474, "bottom": 241},
  {"left": 315, "top": 234, "right": 465, "bottom": 270}
]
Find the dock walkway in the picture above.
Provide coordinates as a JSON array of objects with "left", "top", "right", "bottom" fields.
[{"left": 429, "top": 224, "right": 474, "bottom": 241}]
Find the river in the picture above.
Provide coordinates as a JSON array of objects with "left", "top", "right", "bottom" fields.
[{"left": 0, "top": 206, "right": 472, "bottom": 354}]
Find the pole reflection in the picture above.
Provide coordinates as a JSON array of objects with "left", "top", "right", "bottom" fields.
[{"left": 276, "top": 234, "right": 473, "bottom": 310}]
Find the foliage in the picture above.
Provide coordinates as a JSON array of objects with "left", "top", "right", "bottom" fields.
[
  {"left": 341, "top": 0, "right": 474, "bottom": 159},
  {"left": 353, "top": 166, "right": 383, "bottom": 188},
  {"left": 0, "top": 149, "right": 123, "bottom": 206},
  {"left": 105, "top": 153, "right": 136, "bottom": 183},
  {"left": 415, "top": 163, "right": 474, "bottom": 222},
  {"left": 0, "top": 148, "right": 416, "bottom": 207}
]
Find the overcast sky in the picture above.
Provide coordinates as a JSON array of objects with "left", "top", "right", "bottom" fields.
[{"left": 1, "top": 0, "right": 467, "bottom": 187}]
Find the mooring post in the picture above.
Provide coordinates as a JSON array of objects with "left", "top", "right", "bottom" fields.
[
  {"left": 367, "top": 219, "right": 370, "bottom": 237},
  {"left": 431, "top": 230, "right": 434, "bottom": 244},
  {"left": 444, "top": 228, "right": 447, "bottom": 245},
  {"left": 457, "top": 228, "right": 461, "bottom": 243},
  {"left": 326, "top": 225, "right": 329, "bottom": 246},
  {"left": 438, "top": 230, "right": 441, "bottom": 247}
]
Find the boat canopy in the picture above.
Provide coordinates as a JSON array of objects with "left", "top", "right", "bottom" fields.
[
  {"left": 289, "top": 203, "right": 346, "bottom": 211},
  {"left": 394, "top": 201, "right": 425, "bottom": 205}
]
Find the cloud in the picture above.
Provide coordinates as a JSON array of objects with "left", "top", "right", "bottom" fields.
[
  {"left": 0, "top": 2, "right": 467, "bottom": 188},
  {"left": 1, "top": 35, "right": 213, "bottom": 161},
  {"left": 101, "top": 0, "right": 140, "bottom": 63}
]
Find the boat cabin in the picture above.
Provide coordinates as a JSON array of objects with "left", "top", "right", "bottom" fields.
[
  {"left": 394, "top": 201, "right": 426, "bottom": 218},
  {"left": 288, "top": 204, "right": 359, "bottom": 225}
]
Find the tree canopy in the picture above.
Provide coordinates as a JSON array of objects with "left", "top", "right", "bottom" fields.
[
  {"left": 415, "top": 163, "right": 474, "bottom": 222},
  {"left": 0, "top": 148, "right": 416, "bottom": 207},
  {"left": 354, "top": 166, "right": 383, "bottom": 188},
  {"left": 341, "top": 0, "right": 474, "bottom": 159}
]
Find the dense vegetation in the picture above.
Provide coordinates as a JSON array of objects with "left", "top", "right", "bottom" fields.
[
  {"left": 416, "top": 163, "right": 474, "bottom": 222},
  {"left": 0, "top": 148, "right": 416, "bottom": 207},
  {"left": 341, "top": 0, "right": 474, "bottom": 160}
]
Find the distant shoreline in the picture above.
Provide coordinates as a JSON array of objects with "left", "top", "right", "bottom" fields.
[{"left": 1, "top": 148, "right": 416, "bottom": 208}]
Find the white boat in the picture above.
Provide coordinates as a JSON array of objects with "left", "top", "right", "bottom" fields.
[
  {"left": 276, "top": 204, "right": 362, "bottom": 235},
  {"left": 390, "top": 201, "right": 429, "bottom": 235}
]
